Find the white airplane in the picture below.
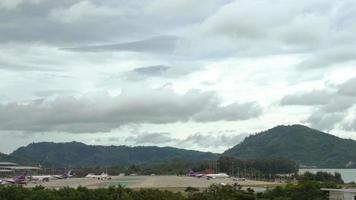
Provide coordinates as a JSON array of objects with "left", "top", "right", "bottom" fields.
[
  {"left": 0, "top": 179, "right": 12, "bottom": 185},
  {"left": 205, "top": 173, "right": 229, "bottom": 179},
  {"left": 85, "top": 172, "right": 111, "bottom": 180},
  {"left": 53, "top": 170, "right": 75, "bottom": 179},
  {"left": 28, "top": 170, "right": 74, "bottom": 182},
  {"left": 28, "top": 175, "right": 53, "bottom": 182}
]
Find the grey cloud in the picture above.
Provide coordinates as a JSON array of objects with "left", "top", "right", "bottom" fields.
[
  {"left": 338, "top": 77, "right": 356, "bottom": 96},
  {"left": 123, "top": 65, "right": 201, "bottom": 80},
  {"left": 0, "top": 0, "right": 153, "bottom": 45},
  {"left": 193, "top": 102, "right": 262, "bottom": 122},
  {"left": 123, "top": 130, "right": 248, "bottom": 149},
  {"left": 177, "top": 0, "right": 325, "bottom": 57},
  {"left": 131, "top": 65, "right": 171, "bottom": 76},
  {"left": 62, "top": 36, "right": 179, "bottom": 53},
  {"left": 280, "top": 90, "right": 333, "bottom": 106},
  {"left": 0, "top": 59, "right": 60, "bottom": 72},
  {"left": 298, "top": 46, "right": 356, "bottom": 69},
  {"left": 343, "top": 118, "right": 356, "bottom": 132},
  {"left": 306, "top": 111, "right": 345, "bottom": 131},
  {"left": 2, "top": 0, "right": 355, "bottom": 70},
  {"left": 180, "top": 132, "right": 248, "bottom": 148},
  {"left": 0, "top": 88, "right": 262, "bottom": 133},
  {"left": 282, "top": 76, "right": 356, "bottom": 131},
  {"left": 34, "top": 89, "right": 76, "bottom": 97},
  {"left": 0, "top": 0, "right": 48, "bottom": 10},
  {"left": 125, "top": 132, "right": 177, "bottom": 144},
  {"left": 322, "top": 96, "right": 355, "bottom": 113},
  {"left": 0, "top": 0, "right": 229, "bottom": 48},
  {"left": 174, "top": 0, "right": 356, "bottom": 68}
]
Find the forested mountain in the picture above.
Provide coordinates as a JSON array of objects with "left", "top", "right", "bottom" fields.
[
  {"left": 8, "top": 142, "right": 217, "bottom": 167},
  {"left": 0, "top": 152, "right": 9, "bottom": 162},
  {"left": 224, "top": 124, "right": 356, "bottom": 168},
  {"left": 4, "top": 124, "right": 355, "bottom": 168}
]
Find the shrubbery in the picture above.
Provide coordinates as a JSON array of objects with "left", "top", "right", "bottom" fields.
[
  {"left": 0, "top": 180, "right": 337, "bottom": 200},
  {"left": 297, "top": 171, "right": 344, "bottom": 184}
]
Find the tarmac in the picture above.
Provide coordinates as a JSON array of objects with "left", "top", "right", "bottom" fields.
[{"left": 24, "top": 175, "right": 284, "bottom": 192}]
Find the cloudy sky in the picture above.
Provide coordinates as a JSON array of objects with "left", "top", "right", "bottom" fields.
[{"left": 0, "top": 0, "right": 355, "bottom": 154}]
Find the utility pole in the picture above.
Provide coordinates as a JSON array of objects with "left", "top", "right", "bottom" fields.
[{"left": 231, "top": 161, "right": 234, "bottom": 177}]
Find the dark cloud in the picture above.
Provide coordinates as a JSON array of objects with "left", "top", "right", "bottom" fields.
[{"left": 0, "top": 88, "right": 262, "bottom": 133}]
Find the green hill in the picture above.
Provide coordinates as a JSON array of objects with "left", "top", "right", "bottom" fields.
[
  {"left": 9, "top": 142, "right": 217, "bottom": 167},
  {"left": 0, "top": 152, "right": 9, "bottom": 161},
  {"left": 224, "top": 124, "right": 356, "bottom": 168}
]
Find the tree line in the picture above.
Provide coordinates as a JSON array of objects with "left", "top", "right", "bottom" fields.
[
  {"left": 218, "top": 156, "right": 298, "bottom": 180},
  {"left": 71, "top": 156, "right": 298, "bottom": 179},
  {"left": 0, "top": 180, "right": 338, "bottom": 200}
]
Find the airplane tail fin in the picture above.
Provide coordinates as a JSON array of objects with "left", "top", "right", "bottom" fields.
[
  {"left": 187, "top": 168, "right": 195, "bottom": 176},
  {"left": 63, "top": 170, "right": 73, "bottom": 178}
]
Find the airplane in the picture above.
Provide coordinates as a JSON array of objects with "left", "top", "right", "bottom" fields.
[
  {"left": 53, "top": 170, "right": 75, "bottom": 179},
  {"left": 28, "top": 175, "right": 53, "bottom": 182},
  {"left": 1, "top": 174, "right": 28, "bottom": 185},
  {"left": 187, "top": 169, "right": 204, "bottom": 178},
  {"left": 85, "top": 172, "right": 111, "bottom": 180},
  {"left": 29, "top": 170, "right": 75, "bottom": 182},
  {"left": 187, "top": 169, "right": 229, "bottom": 179},
  {"left": 205, "top": 173, "right": 229, "bottom": 179}
]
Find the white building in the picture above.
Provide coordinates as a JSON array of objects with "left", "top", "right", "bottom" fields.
[
  {"left": 321, "top": 188, "right": 356, "bottom": 200},
  {"left": 0, "top": 162, "right": 41, "bottom": 176},
  {"left": 0, "top": 162, "right": 17, "bottom": 175}
]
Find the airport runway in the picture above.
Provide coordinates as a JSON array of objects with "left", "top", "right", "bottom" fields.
[{"left": 24, "top": 175, "right": 283, "bottom": 192}]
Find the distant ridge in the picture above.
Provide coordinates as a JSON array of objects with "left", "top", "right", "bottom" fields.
[
  {"left": 4, "top": 125, "right": 355, "bottom": 168},
  {"left": 224, "top": 124, "right": 356, "bottom": 168},
  {"left": 8, "top": 142, "right": 217, "bottom": 167},
  {"left": 0, "top": 152, "right": 9, "bottom": 162}
]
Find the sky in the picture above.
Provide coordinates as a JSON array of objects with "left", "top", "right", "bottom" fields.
[{"left": 0, "top": 0, "right": 356, "bottom": 154}]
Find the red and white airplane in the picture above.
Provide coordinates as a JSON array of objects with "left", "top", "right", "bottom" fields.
[{"left": 187, "top": 169, "right": 229, "bottom": 179}]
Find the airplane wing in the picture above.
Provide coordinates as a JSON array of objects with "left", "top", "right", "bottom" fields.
[{"left": 3, "top": 179, "right": 16, "bottom": 184}]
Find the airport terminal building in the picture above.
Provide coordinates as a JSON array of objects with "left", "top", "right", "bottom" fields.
[{"left": 0, "top": 162, "right": 41, "bottom": 176}]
